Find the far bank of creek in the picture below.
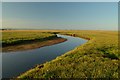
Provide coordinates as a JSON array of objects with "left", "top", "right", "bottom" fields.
[{"left": 2, "top": 34, "right": 87, "bottom": 78}]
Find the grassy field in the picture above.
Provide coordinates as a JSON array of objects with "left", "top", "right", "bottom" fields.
[
  {"left": 2, "top": 30, "right": 57, "bottom": 47},
  {"left": 18, "top": 30, "right": 119, "bottom": 78}
]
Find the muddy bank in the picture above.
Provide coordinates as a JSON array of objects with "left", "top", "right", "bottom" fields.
[{"left": 2, "top": 37, "right": 67, "bottom": 52}]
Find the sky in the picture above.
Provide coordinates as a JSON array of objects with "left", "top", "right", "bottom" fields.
[
  {"left": 1, "top": 0, "right": 119, "bottom": 2},
  {"left": 2, "top": 2, "right": 118, "bottom": 30},
  {"left": 0, "top": 2, "right": 1, "bottom": 29}
]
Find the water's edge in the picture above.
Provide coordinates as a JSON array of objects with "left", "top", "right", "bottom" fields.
[{"left": 2, "top": 37, "right": 67, "bottom": 52}]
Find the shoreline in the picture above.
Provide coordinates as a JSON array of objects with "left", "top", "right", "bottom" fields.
[{"left": 2, "top": 37, "right": 67, "bottom": 52}]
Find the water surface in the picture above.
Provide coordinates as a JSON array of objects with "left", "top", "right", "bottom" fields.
[{"left": 2, "top": 34, "right": 87, "bottom": 78}]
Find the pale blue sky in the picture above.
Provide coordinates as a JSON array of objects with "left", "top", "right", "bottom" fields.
[
  {"left": 2, "top": 0, "right": 119, "bottom": 2},
  {"left": 0, "top": 2, "right": 1, "bottom": 29},
  {"left": 2, "top": 2, "right": 118, "bottom": 30}
]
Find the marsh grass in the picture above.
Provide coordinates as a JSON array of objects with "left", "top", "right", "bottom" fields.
[{"left": 15, "top": 30, "right": 119, "bottom": 78}]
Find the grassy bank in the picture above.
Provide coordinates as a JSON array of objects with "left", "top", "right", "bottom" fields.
[
  {"left": 2, "top": 30, "right": 57, "bottom": 47},
  {"left": 2, "top": 30, "right": 67, "bottom": 52},
  {"left": 18, "top": 30, "right": 119, "bottom": 79}
]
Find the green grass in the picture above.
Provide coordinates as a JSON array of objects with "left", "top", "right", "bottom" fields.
[
  {"left": 2, "top": 31, "right": 57, "bottom": 46},
  {"left": 16, "top": 30, "right": 118, "bottom": 78}
]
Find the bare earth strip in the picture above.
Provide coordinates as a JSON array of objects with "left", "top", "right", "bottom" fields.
[{"left": 2, "top": 38, "right": 67, "bottom": 52}]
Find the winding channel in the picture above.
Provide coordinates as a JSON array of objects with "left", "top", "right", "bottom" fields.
[{"left": 2, "top": 34, "right": 87, "bottom": 78}]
